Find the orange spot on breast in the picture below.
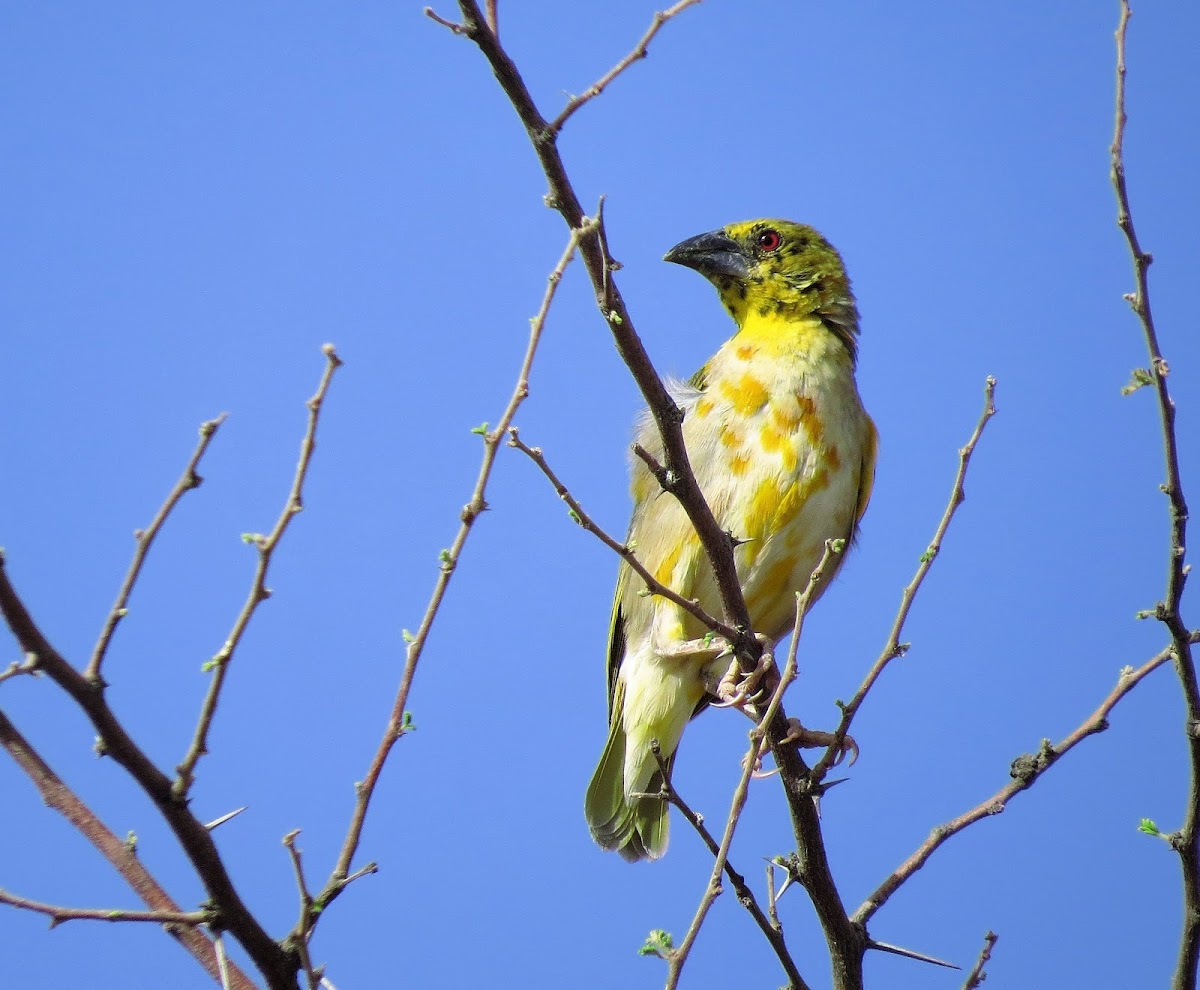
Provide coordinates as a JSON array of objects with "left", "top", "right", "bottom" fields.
[
  {"left": 728, "top": 452, "right": 751, "bottom": 475},
  {"left": 759, "top": 424, "right": 783, "bottom": 454},
  {"left": 770, "top": 404, "right": 802, "bottom": 433},
  {"left": 718, "top": 374, "right": 769, "bottom": 416},
  {"left": 719, "top": 424, "right": 742, "bottom": 448},
  {"left": 797, "top": 395, "right": 824, "bottom": 447},
  {"left": 736, "top": 344, "right": 756, "bottom": 361},
  {"left": 827, "top": 444, "right": 841, "bottom": 472},
  {"left": 695, "top": 398, "right": 714, "bottom": 418}
]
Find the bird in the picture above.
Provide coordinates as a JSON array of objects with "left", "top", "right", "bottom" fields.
[{"left": 584, "top": 219, "right": 877, "bottom": 862}]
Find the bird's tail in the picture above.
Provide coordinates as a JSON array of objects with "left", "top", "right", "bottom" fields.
[{"left": 584, "top": 681, "right": 676, "bottom": 862}]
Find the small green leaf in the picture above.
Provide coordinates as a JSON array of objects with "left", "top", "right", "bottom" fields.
[
  {"left": 1138, "top": 818, "right": 1161, "bottom": 836},
  {"left": 568, "top": 509, "right": 581, "bottom": 524},
  {"left": 1135, "top": 609, "right": 1155, "bottom": 620},
  {"left": 402, "top": 629, "right": 416, "bottom": 644},
  {"left": 470, "top": 422, "right": 489, "bottom": 436},
  {"left": 1121, "top": 368, "right": 1154, "bottom": 396},
  {"left": 608, "top": 310, "right": 623, "bottom": 325},
  {"left": 201, "top": 658, "right": 219, "bottom": 672},
  {"left": 439, "top": 549, "right": 452, "bottom": 564},
  {"left": 703, "top": 631, "right": 716, "bottom": 648},
  {"left": 638, "top": 929, "right": 674, "bottom": 958},
  {"left": 920, "top": 547, "right": 937, "bottom": 564},
  {"left": 241, "top": 532, "right": 265, "bottom": 545},
  {"left": 401, "top": 711, "right": 417, "bottom": 732}
]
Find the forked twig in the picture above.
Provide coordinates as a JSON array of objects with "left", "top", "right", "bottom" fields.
[
  {"left": 175, "top": 346, "right": 342, "bottom": 797},
  {"left": 547, "top": 0, "right": 704, "bottom": 135},
  {"left": 646, "top": 743, "right": 809, "bottom": 990}
]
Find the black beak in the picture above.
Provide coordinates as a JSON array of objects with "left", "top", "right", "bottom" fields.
[{"left": 663, "top": 230, "right": 749, "bottom": 280}]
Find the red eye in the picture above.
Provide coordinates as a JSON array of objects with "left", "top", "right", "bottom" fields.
[{"left": 756, "top": 229, "right": 782, "bottom": 252}]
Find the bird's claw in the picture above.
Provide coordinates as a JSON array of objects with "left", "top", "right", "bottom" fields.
[
  {"left": 709, "top": 639, "right": 774, "bottom": 714},
  {"left": 778, "top": 718, "right": 859, "bottom": 766}
]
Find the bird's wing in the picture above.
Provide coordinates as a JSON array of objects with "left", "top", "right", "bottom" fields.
[{"left": 853, "top": 415, "right": 879, "bottom": 530}]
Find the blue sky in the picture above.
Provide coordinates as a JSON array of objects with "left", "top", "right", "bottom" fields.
[{"left": 2, "top": 2, "right": 1198, "bottom": 988}]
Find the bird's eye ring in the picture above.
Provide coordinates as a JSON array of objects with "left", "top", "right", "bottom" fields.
[{"left": 756, "top": 229, "right": 782, "bottom": 253}]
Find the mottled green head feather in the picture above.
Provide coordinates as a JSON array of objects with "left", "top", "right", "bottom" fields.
[{"left": 664, "top": 219, "right": 860, "bottom": 361}]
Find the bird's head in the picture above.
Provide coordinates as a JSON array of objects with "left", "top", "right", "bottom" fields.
[{"left": 664, "top": 219, "right": 859, "bottom": 358}]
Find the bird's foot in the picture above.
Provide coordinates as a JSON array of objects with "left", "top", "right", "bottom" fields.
[
  {"left": 707, "top": 634, "right": 774, "bottom": 714},
  {"left": 778, "top": 718, "right": 859, "bottom": 766}
]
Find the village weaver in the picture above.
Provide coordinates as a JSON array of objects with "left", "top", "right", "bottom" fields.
[{"left": 584, "top": 219, "right": 876, "bottom": 862}]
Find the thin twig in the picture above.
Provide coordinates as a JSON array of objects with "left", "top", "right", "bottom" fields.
[
  {"left": 0, "top": 709, "right": 256, "bottom": 988},
  {"left": 282, "top": 830, "right": 322, "bottom": 990},
  {"left": 313, "top": 224, "right": 590, "bottom": 922},
  {"left": 0, "top": 888, "right": 210, "bottom": 928},
  {"left": 812, "top": 377, "right": 997, "bottom": 782},
  {"left": 960, "top": 931, "right": 998, "bottom": 990},
  {"left": 84, "top": 414, "right": 228, "bottom": 683},
  {"left": 666, "top": 541, "right": 844, "bottom": 990},
  {"left": 547, "top": 0, "right": 704, "bottom": 135},
  {"left": 0, "top": 562, "right": 295, "bottom": 987},
  {"left": 854, "top": 634, "right": 1200, "bottom": 925},
  {"left": 175, "top": 345, "right": 342, "bottom": 797},
  {"left": 647, "top": 744, "right": 810, "bottom": 990},
  {"left": 507, "top": 430, "right": 738, "bottom": 644},
  {"left": 0, "top": 653, "right": 39, "bottom": 686},
  {"left": 1111, "top": 7, "right": 1198, "bottom": 987}
]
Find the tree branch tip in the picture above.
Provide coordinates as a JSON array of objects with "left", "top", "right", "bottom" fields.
[
  {"left": 320, "top": 343, "right": 342, "bottom": 365},
  {"left": 423, "top": 7, "right": 466, "bottom": 33}
]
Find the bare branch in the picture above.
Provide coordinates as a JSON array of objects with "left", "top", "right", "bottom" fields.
[
  {"left": 175, "top": 345, "right": 343, "bottom": 797},
  {"left": 646, "top": 743, "right": 810, "bottom": 990},
  {"left": 812, "top": 377, "right": 997, "bottom": 782},
  {"left": 0, "top": 709, "right": 257, "bottom": 990},
  {"left": 854, "top": 635, "right": 1200, "bottom": 925},
  {"left": 547, "top": 0, "right": 704, "bottom": 135},
  {"left": 960, "top": 931, "right": 999, "bottom": 990},
  {"left": 314, "top": 224, "right": 589, "bottom": 920},
  {"left": 0, "top": 888, "right": 210, "bottom": 928},
  {"left": 1110, "top": 6, "right": 1198, "bottom": 986},
  {"left": 0, "top": 564, "right": 295, "bottom": 986},
  {"left": 507, "top": 429, "right": 738, "bottom": 644},
  {"left": 85, "top": 413, "right": 228, "bottom": 682}
]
